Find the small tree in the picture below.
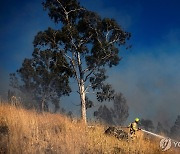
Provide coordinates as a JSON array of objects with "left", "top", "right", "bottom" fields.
[
  {"left": 140, "top": 119, "right": 154, "bottom": 131},
  {"left": 94, "top": 105, "right": 114, "bottom": 125},
  {"left": 94, "top": 93, "right": 129, "bottom": 125},
  {"left": 170, "top": 115, "right": 180, "bottom": 139},
  {"left": 156, "top": 122, "right": 169, "bottom": 136},
  {"left": 112, "top": 93, "right": 129, "bottom": 125}
]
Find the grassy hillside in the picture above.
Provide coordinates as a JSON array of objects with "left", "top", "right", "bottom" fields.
[{"left": 0, "top": 103, "right": 178, "bottom": 154}]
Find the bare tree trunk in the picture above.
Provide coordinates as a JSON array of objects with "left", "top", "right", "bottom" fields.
[
  {"left": 41, "top": 98, "right": 45, "bottom": 112},
  {"left": 74, "top": 51, "right": 87, "bottom": 124},
  {"left": 79, "top": 79, "right": 86, "bottom": 124}
]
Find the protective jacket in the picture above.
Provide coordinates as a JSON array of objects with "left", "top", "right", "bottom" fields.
[{"left": 129, "top": 122, "right": 138, "bottom": 131}]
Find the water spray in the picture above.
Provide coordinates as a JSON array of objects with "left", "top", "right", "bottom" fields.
[
  {"left": 142, "top": 129, "right": 179, "bottom": 142},
  {"left": 141, "top": 129, "right": 166, "bottom": 139}
]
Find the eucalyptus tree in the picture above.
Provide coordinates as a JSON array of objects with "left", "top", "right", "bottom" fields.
[
  {"left": 39, "top": 0, "right": 130, "bottom": 123},
  {"left": 11, "top": 0, "right": 130, "bottom": 123}
]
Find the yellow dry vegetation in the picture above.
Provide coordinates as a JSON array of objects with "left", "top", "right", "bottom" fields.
[{"left": 0, "top": 103, "right": 178, "bottom": 154}]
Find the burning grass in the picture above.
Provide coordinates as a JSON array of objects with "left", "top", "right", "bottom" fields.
[{"left": 0, "top": 103, "right": 178, "bottom": 153}]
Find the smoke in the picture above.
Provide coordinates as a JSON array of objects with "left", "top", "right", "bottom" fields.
[
  {"left": 80, "top": 0, "right": 141, "bottom": 29},
  {"left": 108, "top": 35, "right": 180, "bottom": 127}
]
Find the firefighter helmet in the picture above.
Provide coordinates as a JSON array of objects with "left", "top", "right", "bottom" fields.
[{"left": 135, "top": 118, "right": 140, "bottom": 122}]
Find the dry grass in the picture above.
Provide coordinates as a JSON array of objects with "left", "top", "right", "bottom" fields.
[{"left": 0, "top": 103, "right": 179, "bottom": 154}]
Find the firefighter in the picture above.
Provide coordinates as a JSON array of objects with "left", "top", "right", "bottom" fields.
[{"left": 128, "top": 118, "right": 141, "bottom": 139}]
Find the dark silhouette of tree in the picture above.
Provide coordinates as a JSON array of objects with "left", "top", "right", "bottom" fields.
[
  {"left": 67, "top": 111, "right": 74, "bottom": 120},
  {"left": 170, "top": 115, "right": 180, "bottom": 139},
  {"left": 94, "top": 105, "right": 114, "bottom": 125},
  {"left": 112, "top": 93, "right": 129, "bottom": 125},
  {"left": 94, "top": 93, "right": 129, "bottom": 125},
  {"left": 11, "top": 0, "right": 130, "bottom": 123},
  {"left": 156, "top": 122, "right": 169, "bottom": 136},
  {"left": 10, "top": 49, "right": 72, "bottom": 111},
  {"left": 7, "top": 90, "right": 15, "bottom": 103},
  {"left": 140, "top": 119, "right": 154, "bottom": 131}
]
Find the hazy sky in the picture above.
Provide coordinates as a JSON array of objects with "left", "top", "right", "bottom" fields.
[{"left": 0, "top": 0, "right": 180, "bottom": 127}]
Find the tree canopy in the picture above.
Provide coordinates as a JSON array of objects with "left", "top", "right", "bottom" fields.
[{"left": 10, "top": 0, "right": 130, "bottom": 123}]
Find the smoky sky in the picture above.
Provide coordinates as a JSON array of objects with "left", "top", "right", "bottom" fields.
[
  {"left": 0, "top": 0, "right": 180, "bottom": 128},
  {"left": 108, "top": 33, "right": 180, "bottom": 126}
]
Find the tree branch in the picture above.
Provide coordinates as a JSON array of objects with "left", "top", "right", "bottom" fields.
[
  {"left": 67, "top": 8, "right": 85, "bottom": 14},
  {"left": 85, "top": 84, "right": 91, "bottom": 94},
  {"left": 56, "top": 0, "right": 69, "bottom": 22},
  {"left": 84, "top": 69, "right": 94, "bottom": 82},
  {"left": 56, "top": 0, "right": 67, "bottom": 13},
  {"left": 62, "top": 51, "right": 80, "bottom": 84}
]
